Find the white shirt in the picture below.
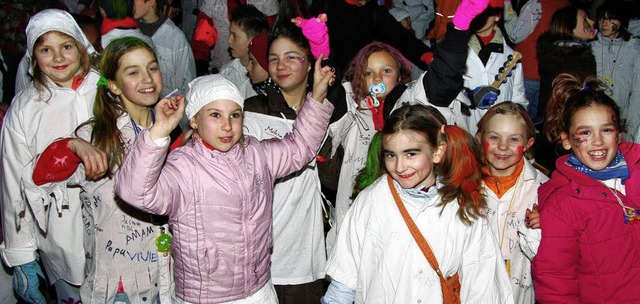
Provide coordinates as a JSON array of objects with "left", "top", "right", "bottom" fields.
[{"left": 243, "top": 111, "right": 326, "bottom": 285}]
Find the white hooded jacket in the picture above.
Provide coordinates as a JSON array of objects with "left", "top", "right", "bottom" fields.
[{"left": 0, "top": 9, "right": 98, "bottom": 284}]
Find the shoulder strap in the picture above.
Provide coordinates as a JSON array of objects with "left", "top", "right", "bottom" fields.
[{"left": 387, "top": 175, "right": 447, "bottom": 280}]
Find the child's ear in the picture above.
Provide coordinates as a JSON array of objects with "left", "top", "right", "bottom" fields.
[
  {"left": 617, "top": 130, "right": 623, "bottom": 143},
  {"left": 475, "top": 133, "right": 482, "bottom": 143},
  {"left": 525, "top": 137, "right": 535, "bottom": 151},
  {"left": 107, "top": 80, "right": 121, "bottom": 96},
  {"left": 433, "top": 142, "right": 447, "bottom": 164},
  {"left": 189, "top": 116, "right": 198, "bottom": 130},
  {"left": 560, "top": 132, "right": 572, "bottom": 151}
]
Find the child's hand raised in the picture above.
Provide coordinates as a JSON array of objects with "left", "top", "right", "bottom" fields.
[
  {"left": 311, "top": 53, "right": 335, "bottom": 102},
  {"left": 525, "top": 203, "right": 540, "bottom": 229},
  {"left": 150, "top": 95, "right": 185, "bottom": 140}
]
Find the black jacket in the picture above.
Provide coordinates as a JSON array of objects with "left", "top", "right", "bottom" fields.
[
  {"left": 324, "top": 0, "right": 431, "bottom": 76},
  {"left": 537, "top": 32, "right": 596, "bottom": 120}
]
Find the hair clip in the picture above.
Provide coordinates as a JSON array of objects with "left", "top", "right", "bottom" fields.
[
  {"left": 581, "top": 85, "right": 589, "bottom": 92},
  {"left": 440, "top": 125, "right": 446, "bottom": 134},
  {"left": 97, "top": 76, "right": 109, "bottom": 88}
]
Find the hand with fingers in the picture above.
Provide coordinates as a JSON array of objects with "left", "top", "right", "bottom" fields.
[
  {"left": 311, "top": 53, "right": 336, "bottom": 102},
  {"left": 525, "top": 203, "right": 540, "bottom": 229},
  {"left": 150, "top": 95, "right": 186, "bottom": 140},
  {"left": 68, "top": 138, "right": 108, "bottom": 180}
]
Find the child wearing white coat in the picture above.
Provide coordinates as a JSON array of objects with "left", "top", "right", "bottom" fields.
[
  {"left": 0, "top": 9, "right": 99, "bottom": 303},
  {"left": 476, "top": 102, "right": 547, "bottom": 303},
  {"left": 322, "top": 105, "right": 513, "bottom": 303}
]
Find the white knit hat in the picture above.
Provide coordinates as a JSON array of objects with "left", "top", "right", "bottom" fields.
[
  {"left": 25, "top": 9, "right": 97, "bottom": 74},
  {"left": 185, "top": 75, "right": 245, "bottom": 119}
]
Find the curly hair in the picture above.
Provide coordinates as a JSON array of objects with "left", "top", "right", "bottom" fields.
[{"left": 344, "top": 42, "right": 412, "bottom": 102}]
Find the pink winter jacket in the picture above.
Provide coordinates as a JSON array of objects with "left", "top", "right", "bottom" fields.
[
  {"left": 533, "top": 142, "right": 640, "bottom": 303},
  {"left": 114, "top": 95, "right": 333, "bottom": 303}
]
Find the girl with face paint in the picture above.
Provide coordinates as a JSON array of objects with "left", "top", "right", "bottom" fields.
[
  {"left": 591, "top": 1, "right": 640, "bottom": 142},
  {"left": 476, "top": 102, "right": 549, "bottom": 304},
  {"left": 533, "top": 73, "right": 640, "bottom": 303}
]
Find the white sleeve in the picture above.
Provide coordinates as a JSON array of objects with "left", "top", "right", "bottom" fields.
[{"left": 503, "top": 0, "right": 542, "bottom": 44}]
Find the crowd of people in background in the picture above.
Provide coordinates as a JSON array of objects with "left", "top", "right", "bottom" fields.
[{"left": 0, "top": 0, "right": 639, "bottom": 303}]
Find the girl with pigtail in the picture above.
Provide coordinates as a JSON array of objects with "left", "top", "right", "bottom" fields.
[
  {"left": 30, "top": 37, "right": 175, "bottom": 303},
  {"left": 532, "top": 73, "right": 640, "bottom": 302},
  {"left": 320, "top": 0, "right": 493, "bottom": 254},
  {"left": 322, "top": 104, "right": 513, "bottom": 303}
]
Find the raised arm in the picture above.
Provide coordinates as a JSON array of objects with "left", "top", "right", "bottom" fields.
[
  {"left": 114, "top": 96, "right": 187, "bottom": 216},
  {"left": 263, "top": 55, "right": 335, "bottom": 179}
]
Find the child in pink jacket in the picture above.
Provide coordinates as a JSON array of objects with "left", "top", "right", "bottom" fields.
[
  {"left": 533, "top": 73, "right": 640, "bottom": 303},
  {"left": 114, "top": 59, "right": 334, "bottom": 303}
]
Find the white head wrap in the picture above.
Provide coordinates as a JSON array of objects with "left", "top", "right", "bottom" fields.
[
  {"left": 185, "top": 75, "right": 245, "bottom": 119},
  {"left": 25, "top": 9, "right": 97, "bottom": 74}
]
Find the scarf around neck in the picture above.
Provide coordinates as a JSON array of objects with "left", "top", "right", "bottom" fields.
[{"left": 566, "top": 150, "right": 630, "bottom": 184}]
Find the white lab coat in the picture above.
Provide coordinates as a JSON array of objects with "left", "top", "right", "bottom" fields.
[
  {"left": 462, "top": 35, "right": 527, "bottom": 135},
  {"left": 483, "top": 159, "right": 548, "bottom": 304},
  {"left": 220, "top": 58, "right": 257, "bottom": 99},
  {"left": 0, "top": 71, "right": 100, "bottom": 284},
  {"left": 326, "top": 175, "right": 514, "bottom": 303}
]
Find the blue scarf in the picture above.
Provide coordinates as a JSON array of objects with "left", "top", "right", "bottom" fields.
[{"left": 566, "top": 150, "right": 630, "bottom": 184}]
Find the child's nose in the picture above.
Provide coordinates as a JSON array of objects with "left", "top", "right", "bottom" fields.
[
  {"left": 395, "top": 159, "right": 407, "bottom": 172},
  {"left": 221, "top": 118, "right": 232, "bottom": 131}
]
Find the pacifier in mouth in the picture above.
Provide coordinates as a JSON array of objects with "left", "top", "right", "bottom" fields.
[{"left": 368, "top": 83, "right": 386, "bottom": 107}]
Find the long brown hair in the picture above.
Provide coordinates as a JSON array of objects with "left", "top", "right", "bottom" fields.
[{"left": 79, "top": 37, "right": 157, "bottom": 176}]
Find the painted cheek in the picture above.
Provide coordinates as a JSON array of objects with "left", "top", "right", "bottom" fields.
[
  {"left": 483, "top": 141, "right": 490, "bottom": 153},
  {"left": 516, "top": 145, "right": 524, "bottom": 155}
]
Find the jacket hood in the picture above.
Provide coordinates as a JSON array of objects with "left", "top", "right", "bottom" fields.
[
  {"left": 25, "top": 9, "right": 97, "bottom": 74},
  {"left": 538, "top": 142, "right": 640, "bottom": 208},
  {"left": 537, "top": 32, "right": 591, "bottom": 58}
]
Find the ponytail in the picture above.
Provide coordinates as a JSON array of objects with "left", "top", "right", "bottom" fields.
[
  {"left": 544, "top": 73, "right": 624, "bottom": 147},
  {"left": 352, "top": 132, "right": 383, "bottom": 198},
  {"left": 436, "top": 125, "right": 486, "bottom": 225}
]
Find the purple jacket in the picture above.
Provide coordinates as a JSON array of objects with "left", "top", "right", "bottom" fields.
[
  {"left": 533, "top": 142, "right": 640, "bottom": 303},
  {"left": 114, "top": 95, "right": 333, "bottom": 303}
]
